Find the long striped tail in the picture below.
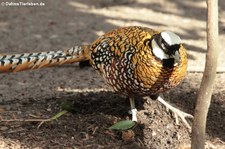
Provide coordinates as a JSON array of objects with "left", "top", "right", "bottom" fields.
[{"left": 0, "top": 45, "right": 90, "bottom": 73}]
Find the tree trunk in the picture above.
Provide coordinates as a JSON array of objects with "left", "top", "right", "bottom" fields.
[{"left": 191, "top": 0, "right": 219, "bottom": 149}]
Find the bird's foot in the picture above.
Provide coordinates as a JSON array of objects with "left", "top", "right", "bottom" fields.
[
  {"left": 156, "top": 96, "right": 193, "bottom": 131},
  {"left": 129, "top": 108, "right": 137, "bottom": 122},
  {"left": 129, "top": 98, "right": 138, "bottom": 122},
  {"left": 167, "top": 104, "right": 193, "bottom": 131}
]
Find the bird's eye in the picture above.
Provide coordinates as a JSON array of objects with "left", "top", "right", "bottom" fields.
[
  {"left": 161, "top": 42, "right": 166, "bottom": 50},
  {"left": 161, "top": 39, "right": 170, "bottom": 50}
]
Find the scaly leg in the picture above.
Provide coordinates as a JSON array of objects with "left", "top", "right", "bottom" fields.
[
  {"left": 156, "top": 96, "right": 193, "bottom": 131},
  {"left": 129, "top": 98, "right": 137, "bottom": 122}
]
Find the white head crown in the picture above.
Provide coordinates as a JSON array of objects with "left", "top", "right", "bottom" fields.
[{"left": 161, "top": 31, "right": 181, "bottom": 46}]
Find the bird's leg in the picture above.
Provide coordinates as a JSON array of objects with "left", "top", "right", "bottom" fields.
[
  {"left": 156, "top": 96, "right": 193, "bottom": 131},
  {"left": 129, "top": 97, "right": 137, "bottom": 122}
]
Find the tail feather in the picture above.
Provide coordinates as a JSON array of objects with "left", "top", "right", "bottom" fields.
[{"left": 0, "top": 45, "right": 90, "bottom": 73}]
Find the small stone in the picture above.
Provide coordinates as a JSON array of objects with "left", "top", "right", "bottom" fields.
[
  {"left": 122, "top": 130, "right": 135, "bottom": 141},
  {"left": 0, "top": 126, "right": 8, "bottom": 131},
  {"left": 46, "top": 108, "right": 52, "bottom": 112},
  {"left": 152, "top": 131, "right": 156, "bottom": 136}
]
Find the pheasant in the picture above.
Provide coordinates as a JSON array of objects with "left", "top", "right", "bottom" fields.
[{"left": 0, "top": 26, "right": 193, "bottom": 129}]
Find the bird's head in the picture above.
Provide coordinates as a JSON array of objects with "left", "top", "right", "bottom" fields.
[{"left": 151, "top": 31, "right": 181, "bottom": 67}]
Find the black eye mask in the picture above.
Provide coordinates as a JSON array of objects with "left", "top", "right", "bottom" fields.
[
  {"left": 155, "top": 34, "right": 169, "bottom": 53},
  {"left": 154, "top": 33, "right": 180, "bottom": 56}
]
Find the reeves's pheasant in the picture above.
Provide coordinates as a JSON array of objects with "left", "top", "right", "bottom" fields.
[{"left": 0, "top": 26, "right": 193, "bottom": 129}]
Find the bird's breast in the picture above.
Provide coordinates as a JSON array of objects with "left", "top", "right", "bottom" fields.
[{"left": 101, "top": 48, "right": 187, "bottom": 96}]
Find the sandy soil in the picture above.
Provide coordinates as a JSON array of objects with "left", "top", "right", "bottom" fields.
[{"left": 0, "top": 0, "right": 224, "bottom": 148}]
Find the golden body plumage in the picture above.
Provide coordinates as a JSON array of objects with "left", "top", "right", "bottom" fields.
[{"left": 89, "top": 26, "right": 187, "bottom": 96}]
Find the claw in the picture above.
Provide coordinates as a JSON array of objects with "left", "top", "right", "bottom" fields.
[
  {"left": 171, "top": 105, "right": 193, "bottom": 131},
  {"left": 156, "top": 96, "right": 193, "bottom": 132}
]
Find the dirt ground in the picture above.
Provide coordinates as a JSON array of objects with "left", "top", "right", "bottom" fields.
[{"left": 0, "top": 0, "right": 224, "bottom": 148}]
